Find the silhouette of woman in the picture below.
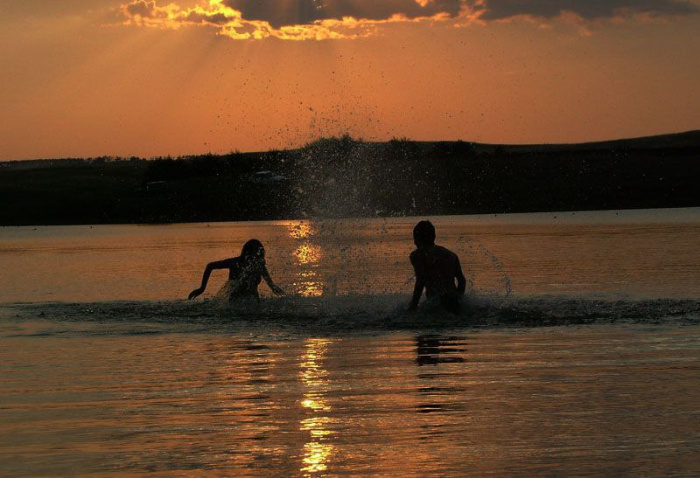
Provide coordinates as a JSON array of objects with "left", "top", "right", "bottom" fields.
[{"left": 188, "top": 239, "right": 284, "bottom": 301}]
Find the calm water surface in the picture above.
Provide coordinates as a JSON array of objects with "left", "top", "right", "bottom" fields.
[{"left": 1, "top": 209, "right": 699, "bottom": 476}]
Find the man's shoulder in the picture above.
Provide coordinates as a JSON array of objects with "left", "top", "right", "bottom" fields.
[
  {"left": 434, "top": 246, "right": 461, "bottom": 266},
  {"left": 435, "top": 245, "right": 458, "bottom": 258}
]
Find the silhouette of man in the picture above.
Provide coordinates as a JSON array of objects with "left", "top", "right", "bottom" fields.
[{"left": 408, "top": 221, "right": 466, "bottom": 314}]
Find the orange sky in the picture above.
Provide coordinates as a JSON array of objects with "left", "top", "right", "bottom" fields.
[{"left": 1, "top": 0, "right": 698, "bottom": 160}]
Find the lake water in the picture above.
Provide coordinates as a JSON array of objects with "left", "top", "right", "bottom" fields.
[{"left": 1, "top": 209, "right": 699, "bottom": 476}]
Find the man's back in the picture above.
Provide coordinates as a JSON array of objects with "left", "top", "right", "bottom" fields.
[{"left": 410, "top": 245, "right": 462, "bottom": 298}]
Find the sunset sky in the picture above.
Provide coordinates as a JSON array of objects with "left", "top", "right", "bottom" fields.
[{"left": 1, "top": 0, "right": 698, "bottom": 160}]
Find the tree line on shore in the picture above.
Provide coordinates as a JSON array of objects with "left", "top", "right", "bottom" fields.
[{"left": 0, "top": 132, "right": 698, "bottom": 225}]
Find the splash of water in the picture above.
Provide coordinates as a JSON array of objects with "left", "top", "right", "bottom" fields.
[
  {"left": 456, "top": 236, "right": 512, "bottom": 302},
  {"left": 5, "top": 295, "right": 699, "bottom": 337}
]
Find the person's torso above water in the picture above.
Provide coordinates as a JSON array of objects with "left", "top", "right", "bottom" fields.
[
  {"left": 227, "top": 257, "right": 265, "bottom": 297},
  {"left": 410, "top": 245, "right": 461, "bottom": 297}
]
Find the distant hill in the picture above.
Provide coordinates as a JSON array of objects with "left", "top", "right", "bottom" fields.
[
  {"left": 495, "top": 130, "right": 700, "bottom": 153},
  {"left": 0, "top": 131, "right": 698, "bottom": 225},
  {"left": 411, "top": 130, "right": 700, "bottom": 154}
]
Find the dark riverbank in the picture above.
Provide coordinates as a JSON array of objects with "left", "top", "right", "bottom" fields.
[{"left": 1, "top": 132, "right": 698, "bottom": 226}]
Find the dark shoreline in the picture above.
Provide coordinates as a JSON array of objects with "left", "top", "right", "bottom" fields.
[{"left": 1, "top": 131, "right": 698, "bottom": 226}]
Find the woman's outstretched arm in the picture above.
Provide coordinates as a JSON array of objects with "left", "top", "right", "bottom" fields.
[{"left": 188, "top": 259, "right": 232, "bottom": 300}]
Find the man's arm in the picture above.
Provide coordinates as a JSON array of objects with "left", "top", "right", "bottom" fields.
[
  {"left": 455, "top": 257, "right": 466, "bottom": 295},
  {"left": 408, "top": 252, "right": 425, "bottom": 311},
  {"left": 188, "top": 259, "right": 232, "bottom": 300},
  {"left": 409, "top": 277, "right": 426, "bottom": 311}
]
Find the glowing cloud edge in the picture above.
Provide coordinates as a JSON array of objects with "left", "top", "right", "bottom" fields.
[{"left": 117, "top": 0, "right": 699, "bottom": 40}]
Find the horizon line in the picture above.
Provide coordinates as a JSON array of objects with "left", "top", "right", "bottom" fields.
[{"left": 1, "top": 129, "right": 697, "bottom": 163}]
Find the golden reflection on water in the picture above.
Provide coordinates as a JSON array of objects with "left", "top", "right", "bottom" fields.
[
  {"left": 297, "top": 270, "right": 324, "bottom": 298},
  {"left": 288, "top": 222, "right": 327, "bottom": 298},
  {"left": 287, "top": 222, "right": 314, "bottom": 239},
  {"left": 295, "top": 243, "right": 322, "bottom": 265},
  {"left": 299, "top": 338, "right": 334, "bottom": 475}
]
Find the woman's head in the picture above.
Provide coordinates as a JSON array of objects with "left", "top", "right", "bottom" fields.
[{"left": 241, "top": 239, "right": 265, "bottom": 259}]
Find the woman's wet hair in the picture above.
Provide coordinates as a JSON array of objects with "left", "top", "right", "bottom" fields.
[
  {"left": 413, "top": 220, "right": 436, "bottom": 246},
  {"left": 241, "top": 239, "right": 265, "bottom": 258}
]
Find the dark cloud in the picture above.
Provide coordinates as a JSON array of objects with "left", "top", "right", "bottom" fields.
[
  {"left": 222, "top": 0, "right": 462, "bottom": 28},
  {"left": 472, "top": 0, "right": 699, "bottom": 21},
  {"left": 124, "top": 0, "right": 157, "bottom": 17},
  {"left": 181, "top": 11, "right": 235, "bottom": 26}
]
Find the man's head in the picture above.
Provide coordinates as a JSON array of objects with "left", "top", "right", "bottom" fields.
[{"left": 413, "top": 220, "right": 436, "bottom": 248}]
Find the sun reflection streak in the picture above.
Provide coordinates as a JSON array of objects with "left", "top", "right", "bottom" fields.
[
  {"left": 288, "top": 222, "right": 314, "bottom": 240},
  {"left": 299, "top": 338, "right": 335, "bottom": 475},
  {"left": 295, "top": 243, "right": 322, "bottom": 264},
  {"left": 296, "top": 271, "right": 324, "bottom": 298},
  {"left": 287, "top": 222, "right": 327, "bottom": 298}
]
